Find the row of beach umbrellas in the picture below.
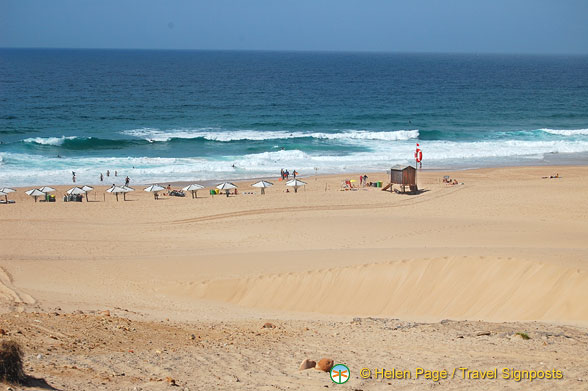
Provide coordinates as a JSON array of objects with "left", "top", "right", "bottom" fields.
[
  {"left": 4, "top": 179, "right": 308, "bottom": 203},
  {"left": 22, "top": 185, "right": 95, "bottom": 202},
  {"left": 141, "top": 179, "right": 307, "bottom": 199}
]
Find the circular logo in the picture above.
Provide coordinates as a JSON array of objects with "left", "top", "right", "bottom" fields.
[{"left": 330, "top": 363, "right": 350, "bottom": 384}]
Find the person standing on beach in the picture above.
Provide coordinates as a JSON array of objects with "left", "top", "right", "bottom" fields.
[
  {"left": 115, "top": 170, "right": 117, "bottom": 177},
  {"left": 72, "top": 171, "right": 76, "bottom": 183},
  {"left": 125, "top": 176, "right": 130, "bottom": 186},
  {"left": 100, "top": 173, "right": 103, "bottom": 182},
  {"left": 106, "top": 170, "right": 110, "bottom": 177}
]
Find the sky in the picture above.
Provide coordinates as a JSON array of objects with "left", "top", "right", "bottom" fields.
[{"left": 1, "top": 0, "right": 588, "bottom": 54}]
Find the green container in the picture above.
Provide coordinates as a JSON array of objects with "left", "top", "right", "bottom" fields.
[
  {"left": 377, "top": 181, "right": 382, "bottom": 188},
  {"left": 210, "top": 189, "right": 215, "bottom": 195}
]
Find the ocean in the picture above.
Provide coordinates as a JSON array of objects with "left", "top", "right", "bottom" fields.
[{"left": 1, "top": 49, "right": 587, "bottom": 186}]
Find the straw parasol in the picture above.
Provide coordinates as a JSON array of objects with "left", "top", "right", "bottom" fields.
[
  {"left": 0, "top": 187, "right": 15, "bottom": 203},
  {"left": 37, "top": 186, "right": 56, "bottom": 193},
  {"left": 216, "top": 182, "right": 237, "bottom": 197},
  {"left": 182, "top": 183, "right": 205, "bottom": 198},
  {"left": 144, "top": 184, "right": 165, "bottom": 199},
  {"left": 106, "top": 185, "right": 126, "bottom": 201},
  {"left": 120, "top": 185, "right": 134, "bottom": 200},
  {"left": 286, "top": 178, "right": 307, "bottom": 193},
  {"left": 81, "top": 185, "right": 94, "bottom": 201},
  {"left": 66, "top": 187, "right": 86, "bottom": 195},
  {"left": 251, "top": 180, "right": 273, "bottom": 195},
  {"left": 25, "top": 188, "right": 45, "bottom": 202},
  {"left": 65, "top": 187, "right": 86, "bottom": 202}
]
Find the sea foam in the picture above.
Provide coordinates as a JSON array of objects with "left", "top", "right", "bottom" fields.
[
  {"left": 121, "top": 128, "right": 420, "bottom": 142},
  {"left": 540, "top": 128, "right": 588, "bottom": 136}
]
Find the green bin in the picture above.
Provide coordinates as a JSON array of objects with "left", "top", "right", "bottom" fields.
[{"left": 377, "top": 181, "right": 382, "bottom": 188}]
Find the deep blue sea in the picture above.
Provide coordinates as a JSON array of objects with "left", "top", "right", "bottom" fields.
[{"left": 1, "top": 49, "right": 588, "bottom": 186}]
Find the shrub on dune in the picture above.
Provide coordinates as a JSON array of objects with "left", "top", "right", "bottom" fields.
[{"left": 0, "top": 340, "right": 25, "bottom": 384}]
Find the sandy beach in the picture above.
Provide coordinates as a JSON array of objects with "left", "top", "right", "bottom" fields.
[{"left": 1, "top": 165, "right": 588, "bottom": 390}]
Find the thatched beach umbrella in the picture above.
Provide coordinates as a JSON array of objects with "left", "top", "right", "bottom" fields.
[
  {"left": 121, "top": 185, "right": 134, "bottom": 201},
  {"left": 25, "top": 188, "right": 45, "bottom": 202},
  {"left": 38, "top": 186, "right": 56, "bottom": 193},
  {"left": 66, "top": 187, "right": 85, "bottom": 202},
  {"left": 66, "top": 187, "right": 85, "bottom": 195},
  {"left": 144, "top": 184, "right": 165, "bottom": 199},
  {"left": 81, "top": 185, "right": 94, "bottom": 201},
  {"left": 286, "top": 178, "right": 307, "bottom": 193},
  {"left": 0, "top": 187, "right": 15, "bottom": 203},
  {"left": 106, "top": 185, "right": 126, "bottom": 201},
  {"left": 251, "top": 180, "right": 273, "bottom": 195},
  {"left": 216, "top": 182, "right": 237, "bottom": 197},
  {"left": 182, "top": 184, "right": 205, "bottom": 199}
]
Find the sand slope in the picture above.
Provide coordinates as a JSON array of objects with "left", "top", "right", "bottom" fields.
[{"left": 184, "top": 256, "right": 588, "bottom": 324}]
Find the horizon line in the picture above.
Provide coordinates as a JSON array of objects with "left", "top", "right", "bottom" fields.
[{"left": 1, "top": 46, "right": 587, "bottom": 57}]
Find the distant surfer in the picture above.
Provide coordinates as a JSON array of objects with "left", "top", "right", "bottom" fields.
[
  {"left": 232, "top": 164, "right": 236, "bottom": 168},
  {"left": 57, "top": 154, "right": 62, "bottom": 158}
]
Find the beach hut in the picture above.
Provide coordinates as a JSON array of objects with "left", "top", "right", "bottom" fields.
[
  {"left": 388, "top": 165, "right": 417, "bottom": 193},
  {"left": 286, "top": 178, "right": 307, "bottom": 193},
  {"left": 25, "top": 188, "right": 45, "bottom": 202},
  {"left": 182, "top": 183, "right": 205, "bottom": 198},
  {"left": 216, "top": 182, "right": 237, "bottom": 197},
  {"left": 144, "top": 184, "right": 165, "bottom": 199},
  {"left": 251, "top": 180, "right": 273, "bottom": 195}
]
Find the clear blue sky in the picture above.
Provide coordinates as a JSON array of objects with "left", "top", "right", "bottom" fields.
[{"left": 2, "top": 0, "right": 587, "bottom": 54}]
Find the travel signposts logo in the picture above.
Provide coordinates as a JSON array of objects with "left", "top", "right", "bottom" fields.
[{"left": 330, "top": 364, "right": 350, "bottom": 384}]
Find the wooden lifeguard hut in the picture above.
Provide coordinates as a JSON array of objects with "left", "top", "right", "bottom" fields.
[{"left": 384, "top": 165, "right": 418, "bottom": 193}]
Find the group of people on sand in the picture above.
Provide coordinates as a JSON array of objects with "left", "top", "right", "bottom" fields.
[
  {"left": 442, "top": 176, "right": 460, "bottom": 185},
  {"left": 280, "top": 169, "right": 298, "bottom": 180}
]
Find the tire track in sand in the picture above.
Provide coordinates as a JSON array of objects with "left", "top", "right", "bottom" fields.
[{"left": 169, "top": 186, "right": 464, "bottom": 225}]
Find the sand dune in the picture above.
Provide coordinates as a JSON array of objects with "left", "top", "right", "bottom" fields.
[{"left": 182, "top": 256, "right": 588, "bottom": 324}]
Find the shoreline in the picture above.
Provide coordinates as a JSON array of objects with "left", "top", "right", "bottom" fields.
[{"left": 2, "top": 160, "right": 584, "bottom": 190}]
